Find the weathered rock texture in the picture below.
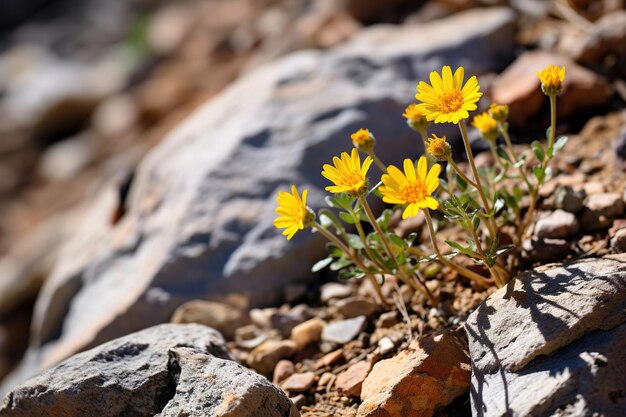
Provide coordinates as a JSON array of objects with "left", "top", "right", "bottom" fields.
[
  {"left": 1, "top": 7, "right": 517, "bottom": 395},
  {"left": 358, "top": 329, "right": 470, "bottom": 417},
  {"left": 466, "top": 254, "right": 626, "bottom": 417},
  {"left": 0, "top": 324, "right": 298, "bottom": 417}
]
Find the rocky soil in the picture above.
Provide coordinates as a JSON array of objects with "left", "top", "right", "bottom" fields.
[{"left": 1, "top": 0, "right": 626, "bottom": 416}]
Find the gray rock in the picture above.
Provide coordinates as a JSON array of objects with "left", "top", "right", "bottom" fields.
[
  {"left": 0, "top": 324, "right": 260, "bottom": 417},
  {"left": 554, "top": 186, "right": 585, "bottom": 214},
  {"left": 322, "top": 316, "right": 367, "bottom": 344},
  {"left": 157, "top": 348, "right": 299, "bottom": 417},
  {"left": 471, "top": 323, "right": 626, "bottom": 417},
  {"left": 581, "top": 193, "right": 625, "bottom": 231},
  {"left": 3, "top": 7, "right": 517, "bottom": 395},
  {"left": 534, "top": 210, "right": 579, "bottom": 239},
  {"left": 521, "top": 237, "right": 571, "bottom": 264},
  {"left": 574, "top": 11, "right": 626, "bottom": 64},
  {"left": 466, "top": 255, "right": 626, "bottom": 375}
]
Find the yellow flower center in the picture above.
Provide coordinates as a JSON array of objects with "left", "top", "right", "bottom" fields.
[
  {"left": 438, "top": 90, "right": 464, "bottom": 114},
  {"left": 340, "top": 171, "right": 365, "bottom": 190},
  {"left": 400, "top": 180, "right": 427, "bottom": 204}
]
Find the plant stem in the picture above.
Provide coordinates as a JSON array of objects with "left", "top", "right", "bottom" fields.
[
  {"left": 459, "top": 120, "right": 498, "bottom": 238},
  {"left": 548, "top": 94, "right": 557, "bottom": 149},
  {"left": 312, "top": 223, "right": 386, "bottom": 304},
  {"left": 368, "top": 151, "right": 387, "bottom": 173},
  {"left": 358, "top": 196, "right": 436, "bottom": 304},
  {"left": 423, "top": 210, "right": 492, "bottom": 287},
  {"left": 447, "top": 157, "right": 479, "bottom": 189}
]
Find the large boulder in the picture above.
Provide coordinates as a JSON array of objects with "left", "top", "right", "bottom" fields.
[
  {"left": 466, "top": 254, "right": 626, "bottom": 416},
  {"left": 1, "top": 7, "right": 517, "bottom": 395},
  {"left": 0, "top": 323, "right": 298, "bottom": 417}
]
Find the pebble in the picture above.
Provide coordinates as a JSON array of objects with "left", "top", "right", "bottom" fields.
[
  {"left": 554, "top": 186, "right": 585, "bottom": 213},
  {"left": 610, "top": 228, "right": 626, "bottom": 253},
  {"left": 271, "top": 305, "right": 311, "bottom": 337},
  {"left": 535, "top": 209, "right": 579, "bottom": 238},
  {"left": 291, "top": 318, "right": 325, "bottom": 349},
  {"left": 522, "top": 238, "right": 571, "bottom": 264},
  {"left": 273, "top": 359, "right": 295, "bottom": 384},
  {"left": 316, "top": 349, "right": 344, "bottom": 369},
  {"left": 246, "top": 340, "right": 296, "bottom": 376},
  {"left": 377, "top": 337, "right": 395, "bottom": 356},
  {"left": 335, "top": 296, "right": 378, "bottom": 319},
  {"left": 170, "top": 300, "right": 249, "bottom": 340},
  {"left": 322, "top": 316, "right": 367, "bottom": 344},
  {"left": 280, "top": 372, "right": 316, "bottom": 393},
  {"left": 335, "top": 360, "right": 372, "bottom": 397},
  {"left": 376, "top": 311, "right": 399, "bottom": 328},
  {"left": 320, "top": 283, "right": 353, "bottom": 303},
  {"left": 581, "top": 193, "right": 625, "bottom": 231}
]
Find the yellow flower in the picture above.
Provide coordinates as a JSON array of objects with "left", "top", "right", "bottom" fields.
[
  {"left": 322, "top": 148, "right": 373, "bottom": 197},
  {"left": 537, "top": 64, "right": 565, "bottom": 95},
  {"left": 402, "top": 103, "right": 429, "bottom": 132},
  {"left": 488, "top": 103, "right": 509, "bottom": 123},
  {"left": 351, "top": 128, "right": 375, "bottom": 152},
  {"left": 274, "top": 185, "right": 314, "bottom": 240},
  {"left": 415, "top": 66, "right": 482, "bottom": 124},
  {"left": 379, "top": 156, "right": 441, "bottom": 219},
  {"left": 472, "top": 112, "right": 499, "bottom": 141},
  {"left": 425, "top": 134, "right": 451, "bottom": 161}
]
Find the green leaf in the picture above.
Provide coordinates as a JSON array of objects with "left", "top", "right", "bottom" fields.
[
  {"left": 330, "top": 257, "right": 352, "bottom": 271},
  {"left": 496, "top": 146, "right": 511, "bottom": 162},
  {"left": 445, "top": 240, "right": 475, "bottom": 256},
  {"left": 339, "top": 211, "right": 356, "bottom": 224},
  {"left": 388, "top": 234, "right": 407, "bottom": 251},
  {"left": 325, "top": 196, "right": 339, "bottom": 208},
  {"left": 311, "top": 257, "right": 333, "bottom": 272},
  {"left": 553, "top": 136, "right": 568, "bottom": 152},
  {"left": 533, "top": 166, "right": 545, "bottom": 183},
  {"left": 531, "top": 141, "right": 545, "bottom": 162},
  {"left": 456, "top": 174, "right": 468, "bottom": 192},
  {"left": 546, "top": 127, "right": 552, "bottom": 141},
  {"left": 346, "top": 233, "right": 364, "bottom": 250}
]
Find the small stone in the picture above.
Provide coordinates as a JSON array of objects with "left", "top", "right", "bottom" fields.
[
  {"left": 522, "top": 237, "right": 571, "bottom": 264},
  {"left": 291, "top": 318, "right": 325, "bottom": 349},
  {"left": 316, "top": 349, "right": 344, "bottom": 369},
  {"left": 335, "top": 296, "right": 378, "bottom": 319},
  {"left": 322, "top": 316, "right": 367, "bottom": 344},
  {"left": 318, "top": 372, "right": 334, "bottom": 388},
  {"left": 535, "top": 209, "right": 579, "bottom": 238},
  {"left": 271, "top": 305, "right": 312, "bottom": 338},
  {"left": 335, "top": 361, "right": 372, "bottom": 397},
  {"left": 290, "top": 394, "right": 307, "bottom": 410},
  {"left": 273, "top": 359, "right": 295, "bottom": 384},
  {"left": 377, "top": 337, "right": 395, "bottom": 356},
  {"left": 581, "top": 193, "right": 625, "bottom": 231},
  {"left": 554, "top": 186, "right": 585, "bottom": 213},
  {"left": 583, "top": 181, "right": 605, "bottom": 195},
  {"left": 358, "top": 329, "right": 470, "bottom": 417},
  {"left": 320, "top": 283, "right": 353, "bottom": 303},
  {"left": 610, "top": 228, "right": 626, "bottom": 253},
  {"left": 280, "top": 372, "right": 316, "bottom": 393},
  {"left": 250, "top": 308, "right": 275, "bottom": 328},
  {"left": 376, "top": 311, "right": 399, "bottom": 329},
  {"left": 170, "top": 300, "right": 249, "bottom": 340},
  {"left": 247, "top": 340, "right": 296, "bottom": 376}
]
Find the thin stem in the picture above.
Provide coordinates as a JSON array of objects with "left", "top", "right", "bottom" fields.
[
  {"left": 312, "top": 223, "right": 386, "bottom": 304},
  {"left": 548, "top": 94, "right": 557, "bottom": 149},
  {"left": 423, "top": 210, "right": 492, "bottom": 287},
  {"left": 353, "top": 210, "right": 391, "bottom": 274},
  {"left": 459, "top": 120, "right": 497, "bottom": 238},
  {"left": 447, "top": 157, "right": 479, "bottom": 189},
  {"left": 368, "top": 151, "right": 387, "bottom": 173}
]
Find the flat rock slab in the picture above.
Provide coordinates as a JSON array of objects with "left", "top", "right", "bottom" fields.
[
  {"left": 0, "top": 324, "right": 298, "bottom": 417},
  {"left": 466, "top": 255, "right": 626, "bottom": 417},
  {"left": 466, "top": 254, "right": 626, "bottom": 373},
  {"left": 472, "top": 323, "right": 626, "bottom": 417}
]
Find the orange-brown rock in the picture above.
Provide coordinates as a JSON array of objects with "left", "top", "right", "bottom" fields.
[
  {"left": 335, "top": 360, "right": 372, "bottom": 397},
  {"left": 357, "top": 329, "right": 470, "bottom": 417}
]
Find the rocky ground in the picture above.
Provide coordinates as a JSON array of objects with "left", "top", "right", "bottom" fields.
[{"left": 1, "top": 0, "right": 626, "bottom": 416}]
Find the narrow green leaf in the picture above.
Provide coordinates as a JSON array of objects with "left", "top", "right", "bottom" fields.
[
  {"left": 339, "top": 211, "right": 356, "bottom": 224},
  {"left": 496, "top": 146, "right": 511, "bottom": 162},
  {"left": 311, "top": 257, "right": 333, "bottom": 272},
  {"left": 531, "top": 141, "right": 545, "bottom": 162}
]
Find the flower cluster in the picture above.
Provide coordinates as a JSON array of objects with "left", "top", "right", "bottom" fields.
[{"left": 274, "top": 63, "right": 567, "bottom": 306}]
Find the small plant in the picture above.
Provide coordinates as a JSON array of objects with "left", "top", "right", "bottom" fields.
[{"left": 274, "top": 64, "right": 567, "bottom": 305}]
